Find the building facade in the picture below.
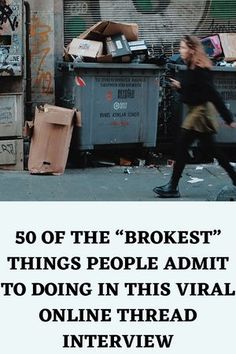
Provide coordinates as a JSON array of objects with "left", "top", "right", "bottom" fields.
[{"left": 27, "top": 0, "right": 236, "bottom": 107}]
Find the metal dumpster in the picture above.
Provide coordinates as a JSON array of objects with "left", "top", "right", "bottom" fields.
[
  {"left": 56, "top": 62, "right": 161, "bottom": 150},
  {"left": 213, "top": 66, "right": 236, "bottom": 143},
  {"left": 167, "top": 64, "right": 236, "bottom": 144}
]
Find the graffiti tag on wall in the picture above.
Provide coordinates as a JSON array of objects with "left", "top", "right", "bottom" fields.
[
  {"left": 0, "top": 1, "right": 18, "bottom": 31},
  {"left": 0, "top": 142, "right": 14, "bottom": 155},
  {"left": 64, "top": 0, "right": 236, "bottom": 50},
  {"left": 98, "top": 0, "right": 211, "bottom": 43},
  {"left": 0, "top": 0, "right": 21, "bottom": 76},
  {"left": 31, "top": 14, "right": 53, "bottom": 95},
  {"left": 0, "top": 45, "right": 21, "bottom": 75}
]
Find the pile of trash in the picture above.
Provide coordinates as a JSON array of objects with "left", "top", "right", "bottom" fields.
[
  {"left": 201, "top": 33, "right": 236, "bottom": 67},
  {"left": 164, "top": 33, "right": 236, "bottom": 67},
  {"left": 64, "top": 20, "right": 166, "bottom": 65}
]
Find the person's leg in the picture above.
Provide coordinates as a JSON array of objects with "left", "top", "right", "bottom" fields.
[
  {"left": 153, "top": 129, "right": 196, "bottom": 197},
  {"left": 200, "top": 133, "right": 236, "bottom": 185}
]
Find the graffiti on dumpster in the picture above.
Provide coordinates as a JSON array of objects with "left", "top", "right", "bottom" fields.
[
  {"left": 0, "top": 1, "right": 19, "bottom": 31},
  {"left": 31, "top": 14, "right": 53, "bottom": 95}
]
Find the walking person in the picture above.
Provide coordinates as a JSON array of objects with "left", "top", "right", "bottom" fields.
[{"left": 153, "top": 35, "right": 236, "bottom": 198}]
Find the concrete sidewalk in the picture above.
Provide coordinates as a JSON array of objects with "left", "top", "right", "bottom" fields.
[{"left": 0, "top": 162, "right": 235, "bottom": 201}]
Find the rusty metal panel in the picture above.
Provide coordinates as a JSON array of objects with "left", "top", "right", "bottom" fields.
[
  {"left": 0, "top": 93, "right": 23, "bottom": 137},
  {"left": 0, "top": 0, "right": 23, "bottom": 76},
  {"left": 0, "top": 138, "right": 23, "bottom": 169}
]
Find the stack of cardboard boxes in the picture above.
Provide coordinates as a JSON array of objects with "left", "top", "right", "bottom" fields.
[{"left": 66, "top": 20, "right": 148, "bottom": 63}]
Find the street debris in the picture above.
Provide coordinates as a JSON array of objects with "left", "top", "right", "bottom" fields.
[{"left": 187, "top": 177, "right": 204, "bottom": 184}]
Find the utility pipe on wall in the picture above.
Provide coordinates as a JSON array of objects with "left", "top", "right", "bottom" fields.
[{"left": 24, "top": 1, "right": 32, "bottom": 120}]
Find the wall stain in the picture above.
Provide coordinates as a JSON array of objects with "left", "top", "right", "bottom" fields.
[{"left": 31, "top": 14, "right": 53, "bottom": 95}]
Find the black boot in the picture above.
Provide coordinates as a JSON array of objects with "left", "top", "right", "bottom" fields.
[
  {"left": 214, "top": 152, "right": 236, "bottom": 186},
  {"left": 153, "top": 159, "right": 184, "bottom": 198},
  {"left": 222, "top": 164, "right": 236, "bottom": 186},
  {"left": 153, "top": 183, "right": 170, "bottom": 194},
  {"left": 153, "top": 180, "right": 180, "bottom": 198},
  {"left": 230, "top": 175, "right": 236, "bottom": 186}
]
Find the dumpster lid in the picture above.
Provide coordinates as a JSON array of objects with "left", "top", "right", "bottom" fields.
[
  {"left": 57, "top": 61, "right": 164, "bottom": 71},
  {"left": 167, "top": 63, "right": 236, "bottom": 72}
]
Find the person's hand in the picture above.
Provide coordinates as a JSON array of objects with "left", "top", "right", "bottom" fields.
[
  {"left": 229, "top": 122, "right": 236, "bottom": 128},
  {"left": 169, "top": 78, "right": 181, "bottom": 89}
]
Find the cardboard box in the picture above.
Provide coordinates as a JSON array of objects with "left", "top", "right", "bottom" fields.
[
  {"left": 219, "top": 33, "right": 236, "bottom": 61},
  {"left": 23, "top": 120, "right": 34, "bottom": 138},
  {"left": 78, "top": 21, "right": 138, "bottom": 62},
  {"left": 68, "top": 38, "right": 103, "bottom": 59},
  {"left": 79, "top": 21, "right": 139, "bottom": 42},
  {"left": 106, "top": 33, "right": 132, "bottom": 58},
  {"left": 28, "top": 105, "right": 78, "bottom": 175}
]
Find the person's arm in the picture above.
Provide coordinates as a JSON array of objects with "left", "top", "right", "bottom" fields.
[{"left": 169, "top": 78, "right": 181, "bottom": 90}]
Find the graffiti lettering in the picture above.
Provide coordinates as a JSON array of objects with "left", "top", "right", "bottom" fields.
[
  {"left": 99, "top": 0, "right": 210, "bottom": 43},
  {"left": 67, "top": 2, "right": 88, "bottom": 15},
  {"left": 0, "top": 143, "right": 14, "bottom": 155},
  {"left": 0, "top": 109, "right": 13, "bottom": 123},
  {"left": 31, "top": 15, "right": 53, "bottom": 95},
  {"left": 0, "top": 4, "right": 18, "bottom": 31},
  {"left": 208, "top": 19, "right": 236, "bottom": 33},
  {"left": 132, "top": 0, "right": 171, "bottom": 14}
]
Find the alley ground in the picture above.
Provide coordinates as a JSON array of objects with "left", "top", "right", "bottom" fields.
[{"left": 1, "top": 162, "right": 236, "bottom": 201}]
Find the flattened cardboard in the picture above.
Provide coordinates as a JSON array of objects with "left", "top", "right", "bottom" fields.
[
  {"left": 79, "top": 21, "right": 139, "bottom": 42},
  {"left": 23, "top": 120, "right": 34, "bottom": 138},
  {"left": 28, "top": 105, "right": 76, "bottom": 175},
  {"left": 219, "top": 33, "right": 236, "bottom": 61},
  {"left": 44, "top": 105, "right": 75, "bottom": 125},
  {"left": 102, "top": 21, "right": 138, "bottom": 41},
  {"left": 78, "top": 21, "right": 138, "bottom": 62},
  {"left": 68, "top": 38, "right": 103, "bottom": 59}
]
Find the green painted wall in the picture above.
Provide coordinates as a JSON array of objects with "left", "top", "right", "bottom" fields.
[{"left": 211, "top": 0, "right": 236, "bottom": 19}]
